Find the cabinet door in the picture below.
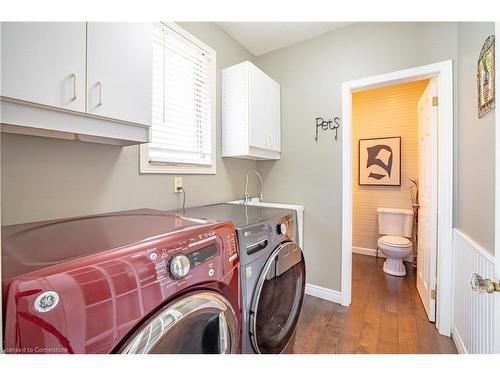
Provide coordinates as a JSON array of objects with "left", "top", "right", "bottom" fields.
[
  {"left": 249, "top": 63, "right": 281, "bottom": 151},
  {"left": 268, "top": 82, "right": 281, "bottom": 152},
  {"left": 1, "top": 22, "right": 86, "bottom": 111},
  {"left": 87, "top": 23, "right": 152, "bottom": 125}
]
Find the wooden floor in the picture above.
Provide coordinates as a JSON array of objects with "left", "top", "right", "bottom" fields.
[{"left": 293, "top": 254, "right": 457, "bottom": 354}]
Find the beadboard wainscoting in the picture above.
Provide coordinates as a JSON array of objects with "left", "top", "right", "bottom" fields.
[{"left": 452, "top": 229, "right": 495, "bottom": 354}]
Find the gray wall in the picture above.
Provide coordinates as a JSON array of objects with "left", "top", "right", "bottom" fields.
[
  {"left": 456, "top": 22, "right": 496, "bottom": 253},
  {"left": 2, "top": 21, "right": 495, "bottom": 292},
  {"left": 1, "top": 22, "right": 257, "bottom": 225},
  {"left": 255, "top": 22, "right": 459, "bottom": 291}
]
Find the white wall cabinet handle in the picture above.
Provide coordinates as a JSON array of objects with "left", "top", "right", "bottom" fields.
[
  {"left": 96, "top": 81, "right": 103, "bottom": 107},
  {"left": 70, "top": 73, "right": 77, "bottom": 101},
  {"left": 265, "top": 134, "right": 273, "bottom": 148}
]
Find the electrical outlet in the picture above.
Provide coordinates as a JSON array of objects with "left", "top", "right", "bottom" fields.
[{"left": 174, "top": 177, "right": 183, "bottom": 193}]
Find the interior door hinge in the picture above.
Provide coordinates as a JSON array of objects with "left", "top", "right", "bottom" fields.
[
  {"left": 431, "top": 289, "right": 437, "bottom": 300},
  {"left": 432, "top": 96, "right": 439, "bottom": 106}
]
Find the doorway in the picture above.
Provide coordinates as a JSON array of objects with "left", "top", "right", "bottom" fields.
[{"left": 341, "top": 61, "right": 454, "bottom": 336}]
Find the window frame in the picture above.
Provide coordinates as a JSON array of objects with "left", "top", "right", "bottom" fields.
[{"left": 140, "top": 22, "right": 217, "bottom": 175}]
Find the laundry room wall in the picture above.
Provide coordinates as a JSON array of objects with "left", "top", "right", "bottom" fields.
[
  {"left": 452, "top": 21, "right": 496, "bottom": 354},
  {"left": 254, "top": 22, "right": 458, "bottom": 292},
  {"left": 1, "top": 22, "right": 258, "bottom": 225},
  {"left": 456, "top": 22, "right": 496, "bottom": 254},
  {"left": 351, "top": 80, "right": 428, "bottom": 253}
]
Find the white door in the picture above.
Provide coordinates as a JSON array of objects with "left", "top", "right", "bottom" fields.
[
  {"left": 86, "top": 23, "right": 152, "bottom": 125},
  {"left": 416, "top": 78, "right": 439, "bottom": 322},
  {"left": 0, "top": 22, "right": 86, "bottom": 111},
  {"left": 249, "top": 63, "right": 281, "bottom": 151}
]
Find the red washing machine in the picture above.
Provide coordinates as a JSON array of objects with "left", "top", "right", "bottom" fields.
[{"left": 2, "top": 209, "right": 241, "bottom": 354}]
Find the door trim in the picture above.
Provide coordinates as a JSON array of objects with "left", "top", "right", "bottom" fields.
[
  {"left": 341, "top": 60, "right": 454, "bottom": 336},
  {"left": 494, "top": 22, "right": 500, "bottom": 354}
]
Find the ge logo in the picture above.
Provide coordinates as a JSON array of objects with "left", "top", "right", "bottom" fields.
[{"left": 34, "top": 291, "right": 60, "bottom": 313}]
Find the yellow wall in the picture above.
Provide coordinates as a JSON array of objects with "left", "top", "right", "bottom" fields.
[{"left": 352, "top": 80, "right": 429, "bottom": 251}]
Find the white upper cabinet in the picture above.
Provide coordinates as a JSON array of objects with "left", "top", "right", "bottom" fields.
[
  {"left": 222, "top": 61, "right": 281, "bottom": 160},
  {"left": 0, "top": 22, "right": 152, "bottom": 146},
  {"left": 249, "top": 63, "right": 281, "bottom": 152},
  {"left": 1, "top": 22, "right": 86, "bottom": 112},
  {"left": 86, "top": 23, "right": 152, "bottom": 125}
]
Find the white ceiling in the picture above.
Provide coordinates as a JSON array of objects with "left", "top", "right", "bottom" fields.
[{"left": 216, "top": 22, "right": 351, "bottom": 56}]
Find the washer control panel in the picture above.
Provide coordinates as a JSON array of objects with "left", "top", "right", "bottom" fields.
[
  {"left": 242, "top": 224, "right": 269, "bottom": 255},
  {"left": 271, "top": 213, "right": 297, "bottom": 244},
  {"left": 186, "top": 243, "right": 218, "bottom": 267},
  {"left": 147, "top": 225, "right": 239, "bottom": 291},
  {"left": 169, "top": 254, "right": 191, "bottom": 279},
  {"left": 166, "top": 237, "right": 218, "bottom": 280},
  {"left": 277, "top": 222, "right": 287, "bottom": 236},
  {"left": 240, "top": 213, "right": 297, "bottom": 257}
]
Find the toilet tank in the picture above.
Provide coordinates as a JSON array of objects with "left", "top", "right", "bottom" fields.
[{"left": 377, "top": 208, "right": 414, "bottom": 237}]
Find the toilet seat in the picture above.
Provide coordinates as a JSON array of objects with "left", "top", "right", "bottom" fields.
[
  {"left": 377, "top": 236, "right": 413, "bottom": 277},
  {"left": 378, "top": 235, "right": 411, "bottom": 248}
]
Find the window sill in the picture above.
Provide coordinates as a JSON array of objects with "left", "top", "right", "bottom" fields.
[
  {"left": 139, "top": 144, "right": 216, "bottom": 174},
  {"left": 140, "top": 163, "right": 216, "bottom": 175}
]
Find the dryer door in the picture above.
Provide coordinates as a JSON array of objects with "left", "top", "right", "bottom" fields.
[
  {"left": 118, "top": 291, "right": 239, "bottom": 354},
  {"left": 249, "top": 241, "right": 306, "bottom": 354}
]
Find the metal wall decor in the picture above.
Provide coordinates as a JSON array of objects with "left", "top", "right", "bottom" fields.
[
  {"left": 477, "top": 35, "right": 495, "bottom": 118},
  {"left": 315, "top": 117, "right": 340, "bottom": 141}
]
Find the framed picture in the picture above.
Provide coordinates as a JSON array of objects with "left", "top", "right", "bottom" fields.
[
  {"left": 477, "top": 35, "right": 495, "bottom": 118},
  {"left": 359, "top": 136, "right": 401, "bottom": 186}
]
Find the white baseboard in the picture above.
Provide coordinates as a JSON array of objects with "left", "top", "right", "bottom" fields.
[
  {"left": 305, "top": 283, "right": 342, "bottom": 304},
  {"left": 352, "top": 246, "right": 413, "bottom": 262},
  {"left": 352, "top": 246, "right": 384, "bottom": 257},
  {"left": 452, "top": 327, "right": 468, "bottom": 354}
]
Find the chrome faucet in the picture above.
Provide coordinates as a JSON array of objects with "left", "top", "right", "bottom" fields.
[{"left": 243, "top": 170, "right": 264, "bottom": 205}]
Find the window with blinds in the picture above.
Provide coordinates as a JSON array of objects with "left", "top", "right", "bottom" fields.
[{"left": 149, "top": 23, "right": 214, "bottom": 167}]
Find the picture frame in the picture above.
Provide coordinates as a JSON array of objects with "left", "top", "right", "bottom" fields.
[
  {"left": 359, "top": 136, "right": 401, "bottom": 186},
  {"left": 477, "top": 35, "right": 495, "bottom": 118}
]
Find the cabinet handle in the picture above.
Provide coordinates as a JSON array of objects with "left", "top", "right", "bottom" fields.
[
  {"left": 97, "top": 81, "right": 103, "bottom": 107},
  {"left": 265, "top": 134, "right": 273, "bottom": 147},
  {"left": 70, "top": 73, "right": 77, "bottom": 101}
]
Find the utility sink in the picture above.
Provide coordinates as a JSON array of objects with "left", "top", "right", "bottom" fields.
[{"left": 227, "top": 199, "right": 304, "bottom": 249}]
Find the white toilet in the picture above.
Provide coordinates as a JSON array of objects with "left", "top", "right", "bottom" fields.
[{"left": 377, "top": 208, "right": 414, "bottom": 277}]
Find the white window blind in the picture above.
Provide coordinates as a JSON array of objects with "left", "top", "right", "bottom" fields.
[{"left": 149, "top": 23, "right": 213, "bottom": 165}]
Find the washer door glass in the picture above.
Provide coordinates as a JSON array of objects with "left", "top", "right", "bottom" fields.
[
  {"left": 250, "top": 242, "right": 306, "bottom": 354},
  {"left": 118, "top": 291, "right": 238, "bottom": 354}
]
